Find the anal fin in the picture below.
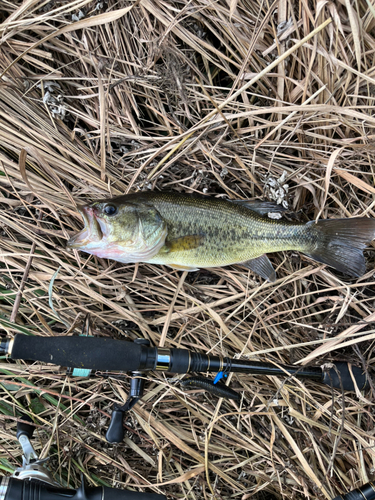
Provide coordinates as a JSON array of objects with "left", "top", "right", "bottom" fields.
[{"left": 240, "top": 255, "right": 276, "bottom": 282}]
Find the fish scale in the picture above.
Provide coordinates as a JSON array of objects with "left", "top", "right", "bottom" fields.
[{"left": 142, "top": 193, "right": 310, "bottom": 268}]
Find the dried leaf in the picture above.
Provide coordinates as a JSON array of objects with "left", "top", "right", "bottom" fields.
[
  {"left": 316, "top": 147, "right": 344, "bottom": 220},
  {"left": 0, "top": 4, "right": 138, "bottom": 78},
  {"left": 335, "top": 168, "right": 375, "bottom": 195},
  {"left": 345, "top": 0, "right": 362, "bottom": 70}
]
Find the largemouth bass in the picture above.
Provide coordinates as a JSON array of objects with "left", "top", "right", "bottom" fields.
[{"left": 67, "top": 191, "right": 375, "bottom": 281}]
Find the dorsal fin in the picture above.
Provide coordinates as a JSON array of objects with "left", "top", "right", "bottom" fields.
[{"left": 229, "top": 199, "right": 286, "bottom": 216}]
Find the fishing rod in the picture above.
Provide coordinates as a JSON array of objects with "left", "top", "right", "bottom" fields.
[
  {"left": 333, "top": 482, "right": 375, "bottom": 499},
  {"left": 0, "top": 414, "right": 166, "bottom": 500},
  {"left": 0, "top": 334, "right": 369, "bottom": 442},
  {"left": 0, "top": 334, "right": 369, "bottom": 392},
  {"left": 0, "top": 333, "right": 369, "bottom": 443}
]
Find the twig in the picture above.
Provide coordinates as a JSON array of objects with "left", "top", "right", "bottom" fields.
[
  {"left": 10, "top": 175, "right": 43, "bottom": 323},
  {"left": 159, "top": 271, "right": 188, "bottom": 347}
]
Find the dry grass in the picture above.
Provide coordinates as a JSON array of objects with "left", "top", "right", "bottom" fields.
[{"left": 0, "top": 0, "right": 375, "bottom": 498}]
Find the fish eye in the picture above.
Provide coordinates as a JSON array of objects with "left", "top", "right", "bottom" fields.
[{"left": 103, "top": 204, "right": 118, "bottom": 216}]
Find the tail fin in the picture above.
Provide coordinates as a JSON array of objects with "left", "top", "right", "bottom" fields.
[{"left": 305, "top": 218, "right": 375, "bottom": 277}]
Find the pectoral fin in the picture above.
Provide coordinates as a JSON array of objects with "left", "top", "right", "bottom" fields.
[
  {"left": 230, "top": 199, "right": 286, "bottom": 216},
  {"left": 169, "top": 264, "right": 199, "bottom": 272},
  {"left": 163, "top": 234, "right": 204, "bottom": 253},
  {"left": 240, "top": 255, "right": 276, "bottom": 282}
]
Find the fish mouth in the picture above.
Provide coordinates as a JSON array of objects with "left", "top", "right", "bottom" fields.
[{"left": 67, "top": 205, "right": 103, "bottom": 249}]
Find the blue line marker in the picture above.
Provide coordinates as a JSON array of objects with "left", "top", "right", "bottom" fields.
[{"left": 214, "top": 372, "right": 224, "bottom": 384}]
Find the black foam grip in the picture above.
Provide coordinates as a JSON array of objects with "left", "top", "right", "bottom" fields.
[
  {"left": 11, "top": 335, "right": 149, "bottom": 372},
  {"left": 1, "top": 477, "right": 166, "bottom": 500},
  {"left": 322, "top": 362, "right": 369, "bottom": 392},
  {"left": 3, "top": 477, "right": 101, "bottom": 500},
  {"left": 102, "top": 486, "right": 167, "bottom": 499}
]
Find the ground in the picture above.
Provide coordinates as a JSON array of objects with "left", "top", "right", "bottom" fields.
[{"left": 0, "top": 1, "right": 375, "bottom": 499}]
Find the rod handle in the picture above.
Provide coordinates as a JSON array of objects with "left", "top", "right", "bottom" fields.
[
  {"left": 322, "top": 362, "right": 369, "bottom": 392},
  {"left": 332, "top": 482, "right": 375, "bottom": 499},
  {"left": 1, "top": 476, "right": 167, "bottom": 499},
  {"left": 10, "top": 335, "right": 157, "bottom": 372}
]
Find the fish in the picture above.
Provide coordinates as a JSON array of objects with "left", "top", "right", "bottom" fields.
[{"left": 67, "top": 191, "right": 375, "bottom": 282}]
